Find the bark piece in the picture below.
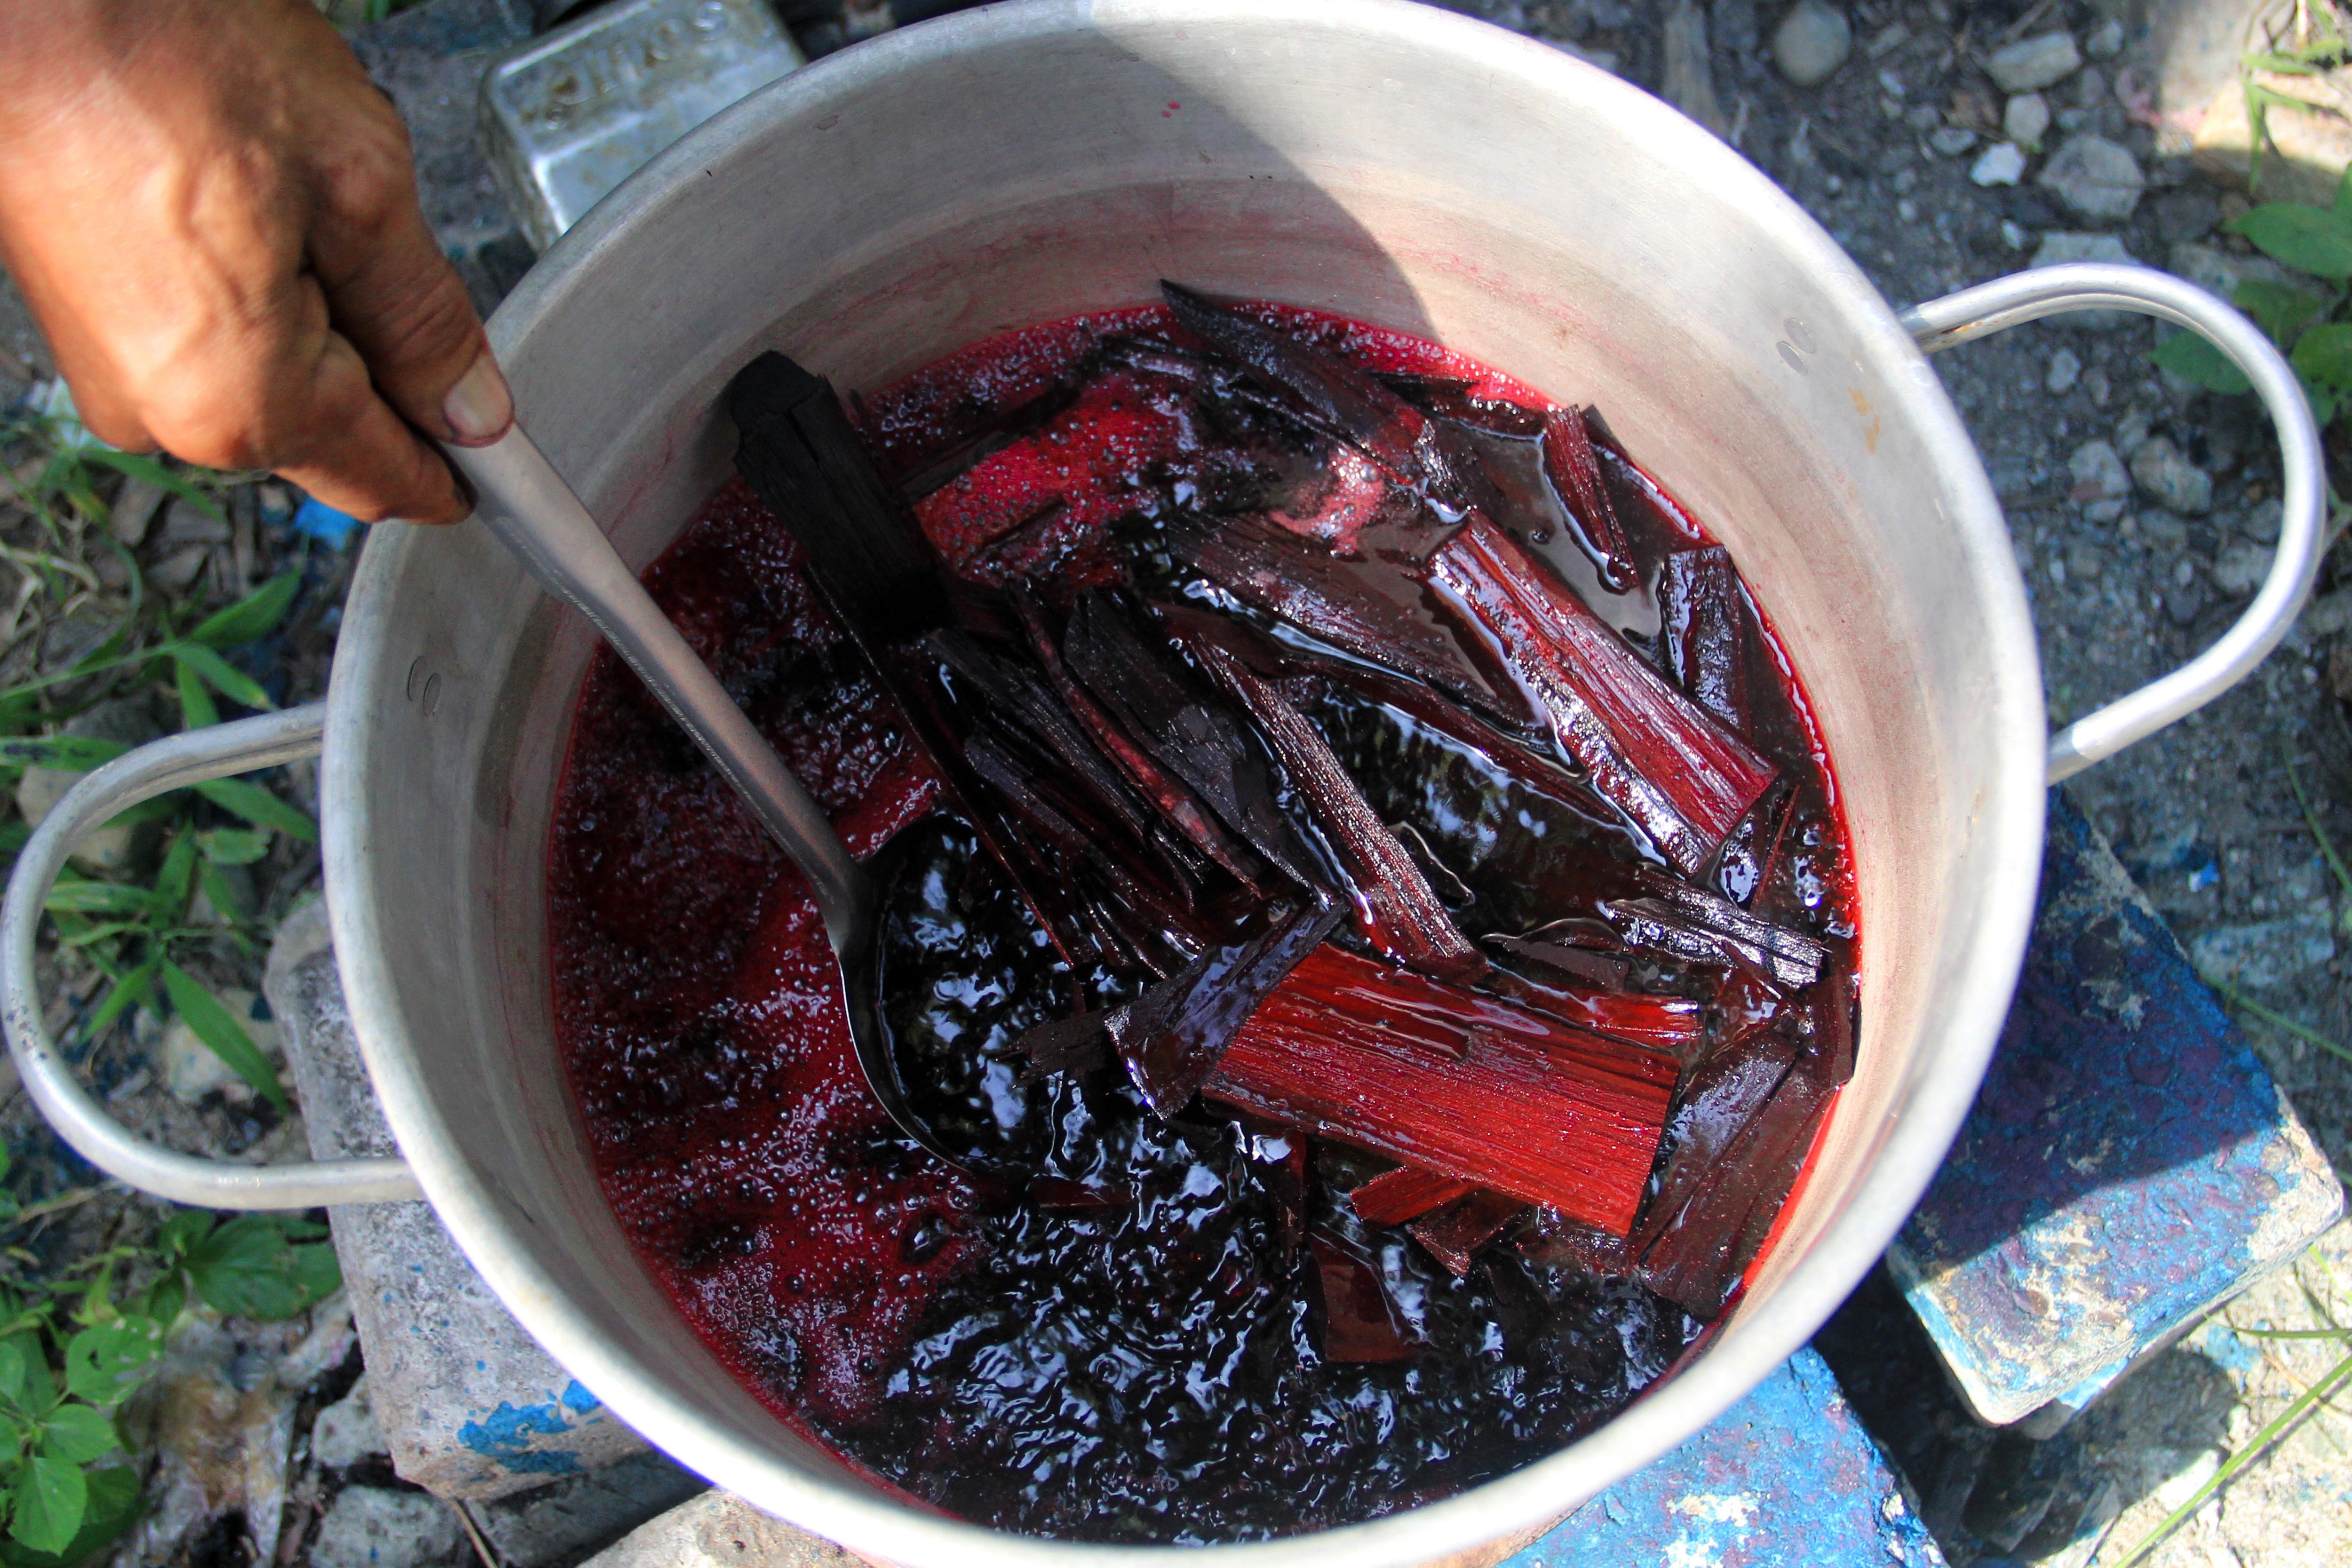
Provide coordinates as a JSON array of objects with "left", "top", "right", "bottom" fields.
[
  {"left": 1407, "top": 1191, "right": 1532, "bottom": 1277},
  {"left": 1349, "top": 1166, "right": 1477, "bottom": 1227},
  {"left": 1111, "top": 901, "right": 1346, "bottom": 1117},
  {"left": 1540, "top": 407, "right": 1639, "bottom": 591},
  {"left": 1656, "top": 545, "right": 1751, "bottom": 738},
  {"left": 1427, "top": 517, "right": 1775, "bottom": 874},
  {"left": 1206, "top": 945, "right": 1677, "bottom": 1235}
]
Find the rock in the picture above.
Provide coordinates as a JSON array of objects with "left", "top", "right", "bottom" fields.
[
  {"left": 2068, "top": 439, "right": 2132, "bottom": 509},
  {"left": 2066, "top": 541, "right": 2106, "bottom": 581},
  {"left": 2307, "top": 589, "right": 2352, "bottom": 639},
  {"left": 1546, "top": 38, "right": 1621, "bottom": 74},
  {"left": 580, "top": 1491, "right": 859, "bottom": 1568},
  {"left": 2036, "top": 134, "right": 2144, "bottom": 221},
  {"left": 158, "top": 496, "right": 230, "bottom": 546},
  {"left": 2153, "top": 188, "right": 2221, "bottom": 245},
  {"left": 2243, "top": 498, "right": 2284, "bottom": 544},
  {"left": 1711, "top": 0, "right": 1759, "bottom": 55},
  {"left": 2193, "top": 75, "right": 2352, "bottom": 209},
  {"left": 1985, "top": 32, "right": 2082, "bottom": 95},
  {"left": 2047, "top": 349, "right": 2082, "bottom": 395},
  {"left": 15, "top": 698, "right": 162, "bottom": 873},
  {"left": 2082, "top": 365, "right": 2112, "bottom": 404},
  {"left": 2004, "top": 91, "right": 2050, "bottom": 148},
  {"left": 2330, "top": 641, "right": 2352, "bottom": 703},
  {"left": 311, "top": 1377, "right": 387, "bottom": 1471},
  {"left": 1661, "top": 0, "right": 1729, "bottom": 137},
  {"left": 2083, "top": 17, "right": 2123, "bottom": 61},
  {"left": 1772, "top": 0, "right": 1851, "bottom": 88},
  {"left": 2168, "top": 240, "right": 2309, "bottom": 311},
  {"left": 2189, "top": 915, "right": 2336, "bottom": 992},
  {"left": 2138, "top": 509, "right": 2189, "bottom": 550},
  {"left": 2131, "top": 436, "right": 2213, "bottom": 516},
  {"left": 2164, "top": 576, "right": 2211, "bottom": 626},
  {"left": 109, "top": 476, "right": 166, "bottom": 547},
  {"left": 472, "top": 1452, "right": 707, "bottom": 1568},
  {"left": 2030, "top": 232, "right": 2138, "bottom": 329},
  {"left": 149, "top": 543, "right": 213, "bottom": 592},
  {"left": 2213, "top": 541, "right": 2271, "bottom": 597},
  {"left": 160, "top": 986, "right": 281, "bottom": 1105},
  {"left": 309, "top": 1487, "right": 462, "bottom": 1568},
  {"left": 1971, "top": 142, "right": 2028, "bottom": 186},
  {"left": 1929, "top": 125, "right": 1977, "bottom": 156}
]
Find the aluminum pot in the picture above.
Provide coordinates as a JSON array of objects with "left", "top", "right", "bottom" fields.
[{"left": 5, "top": 2, "right": 2326, "bottom": 1562}]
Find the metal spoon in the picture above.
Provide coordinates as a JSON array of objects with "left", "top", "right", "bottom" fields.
[{"left": 442, "top": 424, "right": 974, "bottom": 1170}]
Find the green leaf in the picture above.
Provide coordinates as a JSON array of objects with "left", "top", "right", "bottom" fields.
[
  {"left": 186, "top": 574, "right": 299, "bottom": 651},
  {"left": 0, "top": 1340, "right": 25, "bottom": 1409},
  {"left": 2225, "top": 202, "right": 2352, "bottom": 279},
  {"left": 157, "top": 1211, "right": 211, "bottom": 1263},
  {"left": 192, "top": 780, "right": 315, "bottom": 843},
  {"left": 2152, "top": 330, "right": 2255, "bottom": 395},
  {"left": 157, "top": 964, "right": 284, "bottom": 1113},
  {"left": 73, "top": 450, "right": 218, "bottom": 520},
  {"left": 184, "top": 1216, "right": 322, "bottom": 1320},
  {"left": 41, "top": 883, "right": 158, "bottom": 918},
  {"left": 136, "top": 1275, "right": 185, "bottom": 1333},
  {"left": 7, "top": 1457, "right": 84, "bottom": 1556},
  {"left": 63, "top": 1320, "right": 161, "bottom": 1408},
  {"left": 151, "top": 834, "right": 197, "bottom": 920},
  {"left": 83, "top": 958, "right": 158, "bottom": 1041},
  {"left": 195, "top": 829, "right": 268, "bottom": 867},
  {"left": 195, "top": 864, "right": 248, "bottom": 924},
  {"left": 0, "top": 1464, "right": 141, "bottom": 1568},
  {"left": 161, "top": 644, "right": 270, "bottom": 713},
  {"left": 0, "top": 738, "right": 127, "bottom": 772},
  {"left": 173, "top": 659, "right": 218, "bottom": 732},
  {"left": 2294, "top": 321, "right": 2352, "bottom": 393},
  {"left": 2303, "top": 371, "right": 2341, "bottom": 428},
  {"left": 290, "top": 1244, "right": 341, "bottom": 1306},
  {"left": 2233, "top": 278, "right": 2332, "bottom": 347},
  {"left": 35, "top": 1407, "right": 115, "bottom": 1466}
]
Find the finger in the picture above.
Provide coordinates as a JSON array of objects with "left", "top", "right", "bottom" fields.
[
  {"left": 269, "top": 328, "right": 471, "bottom": 524},
  {"left": 301, "top": 100, "right": 512, "bottom": 446}
]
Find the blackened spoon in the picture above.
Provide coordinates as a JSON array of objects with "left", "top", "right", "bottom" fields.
[{"left": 442, "top": 423, "right": 977, "bottom": 1173}]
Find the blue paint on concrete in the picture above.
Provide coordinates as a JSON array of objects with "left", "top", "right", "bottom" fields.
[
  {"left": 291, "top": 496, "right": 360, "bottom": 546},
  {"left": 1888, "top": 790, "right": 2342, "bottom": 1425},
  {"left": 1506, "top": 1350, "right": 1943, "bottom": 1566},
  {"left": 455, "top": 1400, "right": 589, "bottom": 1477},
  {"left": 560, "top": 1379, "right": 600, "bottom": 1415}
]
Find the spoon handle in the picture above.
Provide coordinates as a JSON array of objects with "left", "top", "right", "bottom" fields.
[{"left": 444, "top": 426, "right": 869, "bottom": 948}]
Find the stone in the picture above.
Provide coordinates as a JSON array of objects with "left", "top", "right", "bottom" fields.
[
  {"left": 2193, "top": 74, "right": 2352, "bottom": 209},
  {"left": 2308, "top": 587, "right": 2352, "bottom": 638},
  {"left": 265, "top": 903, "right": 652, "bottom": 1499},
  {"left": 2189, "top": 914, "right": 2337, "bottom": 991},
  {"left": 2131, "top": 436, "right": 2213, "bottom": 515},
  {"left": 2036, "top": 133, "right": 2144, "bottom": 221},
  {"left": 581, "top": 1490, "right": 856, "bottom": 1568},
  {"left": 2047, "top": 348, "right": 2082, "bottom": 394},
  {"left": 312, "top": 1377, "right": 388, "bottom": 1471},
  {"left": 2244, "top": 498, "right": 2285, "bottom": 544},
  {"left": 15, "top": 697, "right": 161, "bottom": 873},
  {"left": 160, "top": 986, "right": 281, "bottom": 1105},
  {"left": 308, "top": 1487, "right": 463, "bottom": 1568},
  {"left": 157, "top": 496, "right": 231, "bottom": 546},
  {"left": 1710, "top": 0, "right": 1759, "bottom": 55},
  {"left": 2083, "top": 17, "right": 2123, "bottom": 61},
  {"left": 1971, "top": 141, "right": 2027, "bottom": 186},
  {"left": 2004, "top": 91, "right": 2050, "bottom": 148},
  {"left": 1771, "top": 0, "right": 1851, "bottom": 88},
  {"left": 1660, "top": 0, "right": 1728, "bottom": 137},
  {"left": 476, "top": 1454, "right": 713, "bottom": 1568},
  {"left": 2067, "top": 439, "right": 2132, "bottom": 508},
  {"left": 2031, "top": 232, "right": 2138, "bottom": 329},
  {"left": 149, "top": 544, "right": 213, "bottom": 593},
  {"left": 1928, "top": 124, "right": 1977, "bottom": 156},
  {"left": 2153, "top": 187, "right": 2221, "bottom": 245},
  {"left": 2213, "top": 541, "right": 2271, "bottom": 597},
  {"left": 2168, "top": 240, "right": 2309, "bottom": 312},
  {"left": 1985, "top": 32, "right": 2082, "bottom": 95},
  {"left": 108, "top": 476, "right": 166, "bottom": 547}
]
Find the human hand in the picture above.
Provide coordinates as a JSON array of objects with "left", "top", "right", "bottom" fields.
[{"left": 0, "top": 0, "right": 510, "bottom": 525}]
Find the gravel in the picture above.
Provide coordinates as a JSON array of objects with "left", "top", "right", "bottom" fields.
[
  {"left": 1772, "top": 0, "right": 1853, "bottom": 88},
  {"left": 1985, "top": 32, "right": 2083, "bottom": 95},
  {"left": 2038, "top": 133, "right": 2147, "bottom": 221}
]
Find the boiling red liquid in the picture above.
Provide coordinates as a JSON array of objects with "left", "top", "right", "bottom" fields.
[{"left": 548, "top": 307, "right": 1854, "bottom": 1541}]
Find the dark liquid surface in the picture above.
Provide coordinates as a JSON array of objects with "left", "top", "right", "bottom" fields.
[{"left": 548, "top": 308, "right": 1852, "bottom": 1542}]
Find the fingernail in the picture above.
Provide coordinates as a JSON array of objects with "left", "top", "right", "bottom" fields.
[{"left": 441, "top": 351, "right": 513, "bottom": 446}]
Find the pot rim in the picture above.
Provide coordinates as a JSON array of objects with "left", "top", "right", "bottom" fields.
[{"left": 326, "top": 1, "right": 2045, "bottom": 1560}]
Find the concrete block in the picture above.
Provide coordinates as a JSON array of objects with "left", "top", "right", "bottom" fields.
[
  {"left": 1887, "top": 791, "right": 2343, "bottom": 1429},
  {"left": 580, "top": 1489, "right": 859, "bottom": 1568},
  {"left": 1503, "top": 1349, "right": 1945, "bottom": 1567},
  {"left": 267, "top": 903, "right": 651, "bottom": 1500},
  {"left": 472, "top": 1449, "right": 708, "bottom": 1567}
]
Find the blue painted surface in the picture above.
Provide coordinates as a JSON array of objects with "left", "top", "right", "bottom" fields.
[
  {"left": 560, "top": 1380, "right": 602, "bottom": 1415},
  {"left": 1888, "top": 790, "right": 2341, "bottom": 1425},
  {"left": 291, "top": 496, "right": 360, "bottom": 546},
  {"left": 456, "top": 1398, "right": 593, "bottom": 1477},
  {"left": 1506, "top": 1350, "right": 1943, "bottom": 1567}
]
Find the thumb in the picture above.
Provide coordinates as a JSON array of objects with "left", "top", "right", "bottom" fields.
[{"left": 303, "top": 121, "right": 512, "bottom": 447}]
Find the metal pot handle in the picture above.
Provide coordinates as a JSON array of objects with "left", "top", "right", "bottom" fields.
[
  {"left": 1899, "top": 260, "right": 2328, "bottom": 782},
  {"left": 1, "top": 704, "right": 421, "bottom": 1208}
]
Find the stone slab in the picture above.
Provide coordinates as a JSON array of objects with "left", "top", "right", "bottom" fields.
[
  {"left": 265, "top": 902, "right": 653, "bottom": 1500},
  {"left": 580, "top": 1489, "right": 861, "bottom": 1568},
  {"left": 1886, "top": 790, "right": 2343, "bottom": 1430},
  {"left": 471, "top": 1449, "right": 708, "bottom": 1567}
]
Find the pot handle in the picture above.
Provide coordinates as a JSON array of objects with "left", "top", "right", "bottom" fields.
[
  {"left": 1899, "top": 260, "right": 2328, "bottom": 782},
  {"left": 1, "top": 705, "right": 422, "bottom": 1208}
]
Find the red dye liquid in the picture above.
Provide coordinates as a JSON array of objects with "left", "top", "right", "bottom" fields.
[{"left": 549, "top": 306, "right": 1854, "bottom": 1541}]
